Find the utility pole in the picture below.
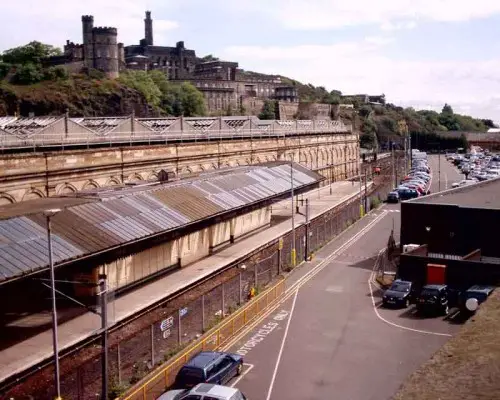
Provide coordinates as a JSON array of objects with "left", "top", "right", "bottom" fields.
[
  {"left": 438, "top": 144, "right": 441, "bottom": 192},
  {"left": 305, "top": 198, "right": 310, "bottom": 261},
  {"left": 99, "top": 276, "right": 109, "bottom": 400},
  {"left": 44, "top": 209, "right": 62, "bottom": 400},
  {"left": 290, "top": 156, "right": 296, "bottom": 267},
  {"left": 364, "top": 170, "right": 368, "bottom": 213},
  {"left": 391, "top": 142, "right": 396, "bottom": 188},
  {"left": 359, "top": 168, "right": 363, "bottom": 216}
]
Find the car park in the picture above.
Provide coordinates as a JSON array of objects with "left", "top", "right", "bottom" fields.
[
  {"left": 158, "top": 383, "right": 248, "bottom": 400},
  {"left": 382, "top": 280, "right": 414, "bottom": 308},
  {"left": 416, "top": 284, "right": 450, "bottom": 316},
  {"left": 173, "top": 351, "right": 243, "bottom": 389}
]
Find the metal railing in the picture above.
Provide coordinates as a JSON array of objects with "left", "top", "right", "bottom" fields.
[
  {"left": 121, "top": 279, "right": 286, "bottom": 400},
  {"left": 0, "top": 122, "right": 354, "bottom": 152}
]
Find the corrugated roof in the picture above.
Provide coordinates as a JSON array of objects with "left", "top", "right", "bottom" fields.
[
  {"left": 0, "top": 162, "right": 323, "bottom": 282},
  {"left": 184, "top": 118, "right": 216, "bottom": 132}
]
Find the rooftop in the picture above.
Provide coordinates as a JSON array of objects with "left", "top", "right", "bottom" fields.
[
  {"left": 410, "top": 176, "right": 500, "bottom": 209},
  {"left": 0, "top": 162, "right": 322, "bottom": 283}
]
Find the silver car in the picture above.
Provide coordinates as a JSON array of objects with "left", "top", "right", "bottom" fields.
[{"left": 157, "top": 383, "right": 247, "bottom": 400}]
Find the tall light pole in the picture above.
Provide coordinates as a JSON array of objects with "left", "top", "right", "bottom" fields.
[
  {"left": 290, "top": 154, "right": 296, "bottom": 267},
  {"left": 44, "top": 208, "right": 62, "bottom": 400}
]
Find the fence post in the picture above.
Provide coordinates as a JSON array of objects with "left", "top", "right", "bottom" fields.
[
  {"left": 239, "top": 272, "right": 243, "bottom": 305},
  {"left": 222, "top": 283, "right": 226, "bottom": 316},
  {"left": 254, "top": 264, "right": 258, "bottom": 288},
  {"left": 151, "top": 324, "right": 155, "bottom": 366},
  {"left": 117, "top": 343, "right": 121, "bottom": 385},
  {"left": 202, "top": 294, "right": 206, "bottom": 332},
  {"left": 178, "top": 309, "right": 182, "bottom": 345}
]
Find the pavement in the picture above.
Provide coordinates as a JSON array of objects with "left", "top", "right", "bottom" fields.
[
  {"left": 219, "top": 156, "right": 466, "bottom": 400},
  {"left": 0, "top": 179, "right": 368, "bottom": 384}
]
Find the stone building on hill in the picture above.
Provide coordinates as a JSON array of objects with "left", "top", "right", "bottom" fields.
[{"left": 46, "top": 11, "right": 315, "bottom": 117}]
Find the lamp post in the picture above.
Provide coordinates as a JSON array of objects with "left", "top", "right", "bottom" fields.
[
  {"left": 290, "top": 155, "right": 296, "bottom": 267},
  {"left": 44, "top": 208, "right": 62, "bottom": 400}
]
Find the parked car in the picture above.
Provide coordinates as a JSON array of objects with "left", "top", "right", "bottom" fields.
[
  {"left": 158, "top": 383, "right": 247, "bottom": 400},
  {"left": 460, "top": 285, "right": 495, "bottom": 313},
  {"left": 382, "top": 280, "right": 414, "bottom": 308},
  {"left": 416, "top": 284, "right": 450, "bottom": 315},
  {"left": 173, "top": 352, "right": 243, "bottom": 389},
  {"left": 387, "top": 191, "right": 400, "bottom": 203}
]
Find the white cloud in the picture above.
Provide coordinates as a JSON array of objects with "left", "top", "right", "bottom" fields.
[
  {"left": 380, "top": 20, "right": 418, "bottom": 31},
  {"left": 228, "top": 0, "right": 500, "bottom": 30},
  {"left": 221, "top": 40, "right": 500, "bottom": 122},
  {"left": 0, "top": 1, "right": 177, "bottom": 50}
]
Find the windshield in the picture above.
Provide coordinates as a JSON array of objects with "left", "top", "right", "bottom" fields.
[
  {"left": 389, "top": 283, "right": 410, "bottom": 292},
  {"left": 420, "top": 288, "right": 440, "bottom": 297}
]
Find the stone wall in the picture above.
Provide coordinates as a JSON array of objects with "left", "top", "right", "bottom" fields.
[{"left": 0, "top": 133, "right": 360, "bottom": 204}]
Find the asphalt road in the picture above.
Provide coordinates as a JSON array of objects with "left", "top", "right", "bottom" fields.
[
  {"left": 222, "top": 174, "right": 463, "bottom": 400},
  {"left": 427, "top": 154, "right": 464, "bottom": 193}
]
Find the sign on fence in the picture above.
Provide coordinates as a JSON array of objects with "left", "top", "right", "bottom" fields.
[
  {"left": 160, "top": 316, "right": 174, "bottom": 331},
  {"left": 180, "top": 307, "right": 188, "bottom": 317}
]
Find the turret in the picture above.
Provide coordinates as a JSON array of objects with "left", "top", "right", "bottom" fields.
[
  {"left": 92, "top": 27, "right": 119, "bottom": 78},
  {"left": 82, "top": 15, "right": 94, "bottom": 66},
  {"left": 145, "top": 10, "right": 153, "bottom": 46}
]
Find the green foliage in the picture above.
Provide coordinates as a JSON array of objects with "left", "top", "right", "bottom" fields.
[
  {"left": 11, "top": 63, "right": 43, "bottom": 84},
  {"left": 411, "top": 131, "right": 469, "bottom": 151},
  {"left": 201, "top": 54, "right": 219, "bottom": 62},
  {"left": 481, "top": 119, "right": 498, "bottom": 129},
  {"left": 1, "top": 41, "right": 62, "bottom": 65},
  {"left": 0, "top": 62, "right": 12, "bottom": 80},
  {"left": 259, "top": 100, "right": 277, "bottom": 120},
  {"left": 359, "top": 105, "right": 372, "bottom": 118},
  {"left": 118, "top": 70, "right": 162, "bottom": 106},
  {"left": 87, "top": 68, "right": 106, "bottom": 80},
  {"left": 177, "top": 82, "right": 207, "bottom": 117},
  {"left": 42, "top": 66, "right": 69, "bottom": 81}
]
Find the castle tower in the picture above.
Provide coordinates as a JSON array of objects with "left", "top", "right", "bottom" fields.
[
  {"left": 92, "top": 27, "right": 119, "bottom": 79},
  {"left": 81, "top": 15, "right": 94, "bottom": 67},
  {"left": 145, "top": 11, "right": 153, "bottom": 46}
]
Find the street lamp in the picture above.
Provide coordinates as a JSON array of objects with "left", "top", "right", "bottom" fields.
[{"left": 43, "top": 208, "right": 62, "bottom": 400}]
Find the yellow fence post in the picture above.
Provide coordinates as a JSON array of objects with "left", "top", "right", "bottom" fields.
[{"left": 143, "top": 385, "right": 147, "bottom": 400}]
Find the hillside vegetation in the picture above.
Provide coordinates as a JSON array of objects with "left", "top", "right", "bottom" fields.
[{"left": 0, "top": 41, "right": 206, "bottom": 117}]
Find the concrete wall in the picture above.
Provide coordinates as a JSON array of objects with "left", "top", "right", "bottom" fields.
[
  {"left": 0, "top": 133, "right": 360, "bottom": 204},
  {"left": 97, "top": 207, "right": 271, "bottom": 292}
]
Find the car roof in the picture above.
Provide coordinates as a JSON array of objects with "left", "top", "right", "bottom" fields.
[
  {"left": 422, "top": 284, "right": 446, "bottom": 290},
  {"left": 393, "top": 279, "right": 412, "bottom": 285},
  {"left": 466, "top": 285, "right": 495, "bottom": 294},
  {"left": 192, "top": 383, "right": 238, "bottom": 397},
  {"left": 185, "top": 352, "right": 224, "bottom": 369}
]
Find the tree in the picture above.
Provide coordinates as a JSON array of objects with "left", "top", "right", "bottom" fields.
[
  {"left": 201, "top": 54, "right": 219, "bottom": 62},
  {"left": 480, "top": 119, "right": 498, "bottom": 129},
  {"left": 442, "top": 103, "right": 454, "bottom": 115},
  {"left": 177, "top": 82, "right": 207, "bottom": 116},
  {"left": 258, "top": 100, "right": 276, "bottom": 120},
  {"left": 118, "top": 70, "right": 162, "bottom": 106},
  {"left": 359, "top": 105, "right": 372, "bottom": 118},
  {"left": 1, "top": 41, "right": 62, "bottom": 65}
]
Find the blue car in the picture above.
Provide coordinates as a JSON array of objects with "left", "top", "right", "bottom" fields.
[{"left": 174, "top": 351, "right": 244, "bottom": 389}]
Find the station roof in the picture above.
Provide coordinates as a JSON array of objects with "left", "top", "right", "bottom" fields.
[
  {"left": 411, "top": 176, "right": 500, "bottom": 209},
  {"left": 0, "top": 162, "right": 322, "bottom": 283}
]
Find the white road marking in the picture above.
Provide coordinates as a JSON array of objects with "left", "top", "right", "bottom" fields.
[
  {"left": 368, "top": 271, "right": 452, "bottom": 337},
  {"left": 265, "top": 289, "right": 299, "bottom": 400},
  {"left": 222, "top": 209, "right": 388, "bottom": 352},
  {"left": 444, "top": 172, "right": 448, "bottom": 189},
  {"left": 230, "top": 363, "right": 254, "bottom": 388}
]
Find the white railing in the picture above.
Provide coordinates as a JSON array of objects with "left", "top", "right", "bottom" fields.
[{"left": 0, "top": 124, "right": 354, "bottom": 151}]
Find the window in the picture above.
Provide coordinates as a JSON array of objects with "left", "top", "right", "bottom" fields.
[{"left": 183, "top": 396, "right": 202, "bottom": 400}]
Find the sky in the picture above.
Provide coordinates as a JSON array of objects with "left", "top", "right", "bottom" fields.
[{"left": 1, "top": 0, "right": 500, "bottom": 123}]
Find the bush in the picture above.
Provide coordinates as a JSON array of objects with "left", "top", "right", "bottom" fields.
[
  {"left": 0, "top": 62, "right": 12, "bottom": 80},
  {"left": 11, "top": 63, "right": 43, "bottom": 84},
  {"left": 43, "top": 66, "right": 68, "bottom": 81}
]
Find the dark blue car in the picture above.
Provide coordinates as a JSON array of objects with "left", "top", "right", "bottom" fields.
[
  {"left": 382, "top": 279, "right": 414, "bottom": 308},
  {"left": 174, "top": 351, "right": 243, "bottom": 389}
]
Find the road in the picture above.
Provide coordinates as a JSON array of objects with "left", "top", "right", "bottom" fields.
[
  {"left": 427, "top": 154, "right": 463, "bottom": 193},
  {"left": 221, "top": 156, "right": 464, "bottom": 400}
]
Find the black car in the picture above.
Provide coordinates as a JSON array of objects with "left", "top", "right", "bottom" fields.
[
  {"left": 386, "top": 191, "right": 400, "bottom": 203},
  {"left": 382, "top": 280, "right": 413, "bottom": 308},
  {"left": 174, "top": 351, "right": 243, "bottom": 389},
  {"left": 460, "top": 285, "right": 495, "bottom": 314},
  {"left": 416, "top": 284, "right": 449, "bottom": 315}
]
